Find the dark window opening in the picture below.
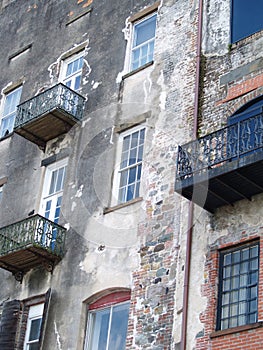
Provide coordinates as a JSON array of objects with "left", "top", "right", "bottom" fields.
[{"left": 231, "top": 0, "right": 263, "bottom": 43}]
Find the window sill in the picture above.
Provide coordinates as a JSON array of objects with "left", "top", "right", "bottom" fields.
[
  {"left": 122, "top": 61, "right": 154, "bottom": 80},
  {"left": 103, "top": 197, "right": 143, "bottom": 214},
  {"left": 210, "top": 322, "right": 263, "bottom": 338}
]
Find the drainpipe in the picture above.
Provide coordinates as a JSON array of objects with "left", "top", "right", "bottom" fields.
[{"left": 180, "top": 0, "right": 203, "bottom": 350}]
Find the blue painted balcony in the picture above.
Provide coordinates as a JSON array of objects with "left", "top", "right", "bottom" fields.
[
  {"left": 175, "top": 113, "right": 263, "bottom": 212},
  {"left": 0, "top": 214, "right": 66, "bottom": 282},
  {"left": 14, "top": 83, "right": 85, "bottom": 148}
]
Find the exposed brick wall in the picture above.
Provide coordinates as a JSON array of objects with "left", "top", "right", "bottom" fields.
[
  {"left": 195, "top": 231, "right": 263, "bottom": 350},
  {"left": 218, "top": 73, "right": 263, "bottom": 104}
]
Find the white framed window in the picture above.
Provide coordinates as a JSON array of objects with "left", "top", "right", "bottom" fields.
[
  {"left": 84, "top": 292, "right": 130, "bottom": 350},
  {"left": 40, "top": 158, "right": 68, "bottom": 224},
  {"left": 0, "top": 86, "right": 22, "bottom": 138},
  {"left": 113, "top": 126, "right": 145, "bottom": 204},
  {"left": 23, "top": 303, "right": 44, "bottom": 350},
  {"left": 60, "top": 52, "right": 84, "bottom": 91},
  {"left": 130, "top": 13, "right": 157, "bottom": 71}
]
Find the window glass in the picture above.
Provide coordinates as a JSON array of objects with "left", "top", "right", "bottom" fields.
[
  {"left": 24, "top": 304, "right": 44, "bottom": 350},
  {"left": 86, "top": 301, "right": 130, "bottom": 350},
  {"left": 0, "top": 86, "right": 22, "bottom": 137},
  {"left": 217, "top": 243, "right": 259, "bottom": 330},
  {"left": 118, "top": 127, "right": 145, "bottom": 203},
  {"left": 131, "top": 13, "right": 157, "bottom": 71},
  {"left": 41, "top": 160, "right": 67, "bottom": 224},
  {"left": 63, "top": 54, "right": 84, "bottom": 91},
  {"left": 231, "top": 0, "right": 263, "bottom": 42}
]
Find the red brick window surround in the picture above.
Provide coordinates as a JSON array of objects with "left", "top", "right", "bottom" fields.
[
  {"left": 84, "top": 290, "right": 131, "bottom": 350},
  {"left": 216, "top": 242, "right": 259, "bottom": 331},
  {"left": 196, "top": 237, "right": 263, "bottom": 350}
]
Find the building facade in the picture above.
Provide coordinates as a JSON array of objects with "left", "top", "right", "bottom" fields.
[{"left": 0, "top": 0, "right": 262, "bottom": 349}]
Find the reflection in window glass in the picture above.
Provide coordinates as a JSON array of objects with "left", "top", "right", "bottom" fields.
[
  {"left": 63, "top": 54, "right": 84, "bottom": 91},
  {"left": 118, "top": 128, "right": 145, "bottom": 203},
  {"left": 24, "top": 304, "right": 44, "bottom": 350},
  {"left": 86, "top": 301, "right": 130, "bottom": 350},
  {"left": 0, "top": 86, "right": 22, "bottom": 138},
  {"left": 217, "top": 243, "right": 259, "bottom": 330},
  {"left": 131, "top": 14, "right": 157, "bottom": 71},
  {"left": 231, "top": 0, "right": 263, "bottom": 42}
]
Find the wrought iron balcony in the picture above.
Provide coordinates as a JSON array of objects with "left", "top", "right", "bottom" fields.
[
  {"left": 175, "top": 113, "right": 263, "bottom": 212},
  {"left": 0, "top": 214, "right": 66, "bottom": 282},
  {"left": 14, "top": 83, "right": 85, "bottom": 148}
]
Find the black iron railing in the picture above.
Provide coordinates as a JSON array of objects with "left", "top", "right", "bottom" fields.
[
  {"left": 0, "top": 214, "right": 66, "bottom": 257},
  {"left": 15, "top": 83, "right": 85, "bottom": 128},
  {"left": 176, "top": 113, "right": 263, "bottom": 180}
]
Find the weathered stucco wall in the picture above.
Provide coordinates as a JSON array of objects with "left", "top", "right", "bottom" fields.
[
  {"left": 0, "top": 0, "right": 262, "bottom": 349},
  {"left": 0, "top": 0, "right": 196, "bottom": 349}
]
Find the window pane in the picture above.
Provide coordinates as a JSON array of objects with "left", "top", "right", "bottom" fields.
[
  {"left": 135, "top": 181, "right": 140, "bottom": 198},
  {"left": 120, "top": 151, "right": 129, "bottom": 169},
  {"left": 118, "top": 128, "right": 145, "bottom": 203},
  {"left": 218, "top": 244, "right": 259, "bottom": 330},
  {"left": 55, "top": 167, "right": 66, "bottom": 192},
  {"left": 29, "top": 318, "right": 42, "bottom": 341},
  {"left": 3, "top": 87, "right": 22, "bottom": 117},
  {"left": 44, "top": 200, "right": 52, "bottom": 219},
  {"left": 126, "top": 184, "right": 135, "bottom": 201},
  {"left": 129, "top": 148, "right": 137, "bottom": 166},
  {"left": 137, "top": 164, "right": 142, "bottom": 180},
  {"left": 119, "top": 170, "right": 128, "bottom": 187},
  {"left": 231, "top": 0, "right": 263, "bottom": 43},
  {"left": 49, "top": 170, "right": 57, "bottom": 195},
  {"left": 134, "top": 15, "right": 157, "bottom": 47},
  {"left": 241, "top": 248, "right": 249, "bottom": 260},
  {"left": 89, "top": 309, "right": 110, "bottom": 350},
  {"left": 108, "top": 302, "right": 130, "bottom": 350},
  {"left": 118, "top": 187, "right": 126, "bottom": 203},
  {"left": 251, "top": 246, "right": 258, "bottom": 258},
  {"left": 232, "top": 250, "right": 240, "bottom": 263},
  {"left": 222, "top": 293, "right": 229, "bottom": 305},
  {"left": 131, "top": 131, "right": 139, "bottom": 149},
  {"left": 128, "top": 167, "right": 136, "bottom": 185},
  {"left": 74, "top": 75, "right": 81, "bottom": 91},
  {"left": 28, "top": 343, "right": 40, "bottom": 350},
  {"left": 223, "top": 266, "right": 231, "bottom": 278},
  {"left": 0, "top": 114, "right": 16, "bottom": 137},
  {"left": 224, "top": 253, "right": 231, "bottom": 265},
  {"left": 240, "top": 261, "right": 248, "bottom": 273}
]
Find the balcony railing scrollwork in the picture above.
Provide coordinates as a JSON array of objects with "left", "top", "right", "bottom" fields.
[
  {"left": 15, "top": 83, "right": 85, "bottom": 128},
  {"left": 0, "top": 214, "right": 66, "bottom": 281},
  {"left": 14, "top": 83, "right": 86, "bottom": 147},
  {"left": 176, "top": 113, "right": 263, "bottom": 180},
  {"left": 175, "top": 112, "right": 263, "bottom": 212}
]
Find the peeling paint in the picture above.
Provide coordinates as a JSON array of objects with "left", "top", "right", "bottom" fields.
[
  {"left": 47, "top": 40, "right": 90, "bottom": 84},
  {"left": 116, "top": 17, "right": 132, "bottom": 83},
  {"left": 54, "top": 321, "right": 62, "bottom": 350},
  {"left": 143, "top": 74, "right": 152, "bottom": 104},
  {"left": 91, "top": 81, "right": 102, "bottom": 89},
  {"left": 75, "top": 185, "right": 84, "bottom": 198},
  {"left": 71, "top": 201, "right": 77, "bottom": 212},
  {"left": 157, "top": 70, "right": 166, "bottom": 110}
]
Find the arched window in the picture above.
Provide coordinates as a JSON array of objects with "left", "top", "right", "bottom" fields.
[
  {"left": 227, "top": 96, "right": 263, "bottom": 158},
  {"left": 84, "top": 290, "right": 130, "bottom": 350},
  {"left": 229, "top": 96, "right": 263, "bottom": 125}
]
